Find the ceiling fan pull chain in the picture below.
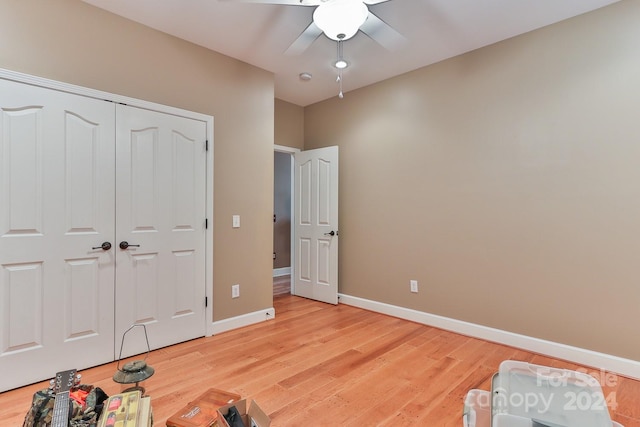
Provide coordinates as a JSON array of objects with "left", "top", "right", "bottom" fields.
[{"left": 336, "top": 40, "right": 345, "bottom": 99}]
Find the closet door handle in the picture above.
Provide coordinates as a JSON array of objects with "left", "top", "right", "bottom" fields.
[
  {"left": 119, "top": 241, "right": 140, "bottom": 250},
  {"left": 324, "top": 231, "right": 336, "bottom": 236},
  {"left": 92, "top": 242, "right": 112, "bottom": 251}
]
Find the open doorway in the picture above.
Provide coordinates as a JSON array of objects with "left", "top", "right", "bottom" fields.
[
  {"left": 273, "top": 145, "right": 339, "bottom": 302},
  {"left": 274, "top": 145, "right": 299, "bottom": 296}
]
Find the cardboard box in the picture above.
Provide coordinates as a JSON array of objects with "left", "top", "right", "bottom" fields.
[
  {"left": 166, "top": 388, "right": 241, "bottom": 427},
  {"left": 217, "top": 399, "right": 271, "bottom": 427}
]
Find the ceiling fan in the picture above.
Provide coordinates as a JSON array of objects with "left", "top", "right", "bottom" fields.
[{"left": 225, "top": 0, "right": 406, "bottom": 55}]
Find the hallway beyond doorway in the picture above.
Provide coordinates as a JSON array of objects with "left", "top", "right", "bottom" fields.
[{"left": 274, "top": 274, "right": 291, "bottom": 296}]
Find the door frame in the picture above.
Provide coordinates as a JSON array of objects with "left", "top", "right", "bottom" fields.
[
  {"left": 274, "top": 145, "right": 299, "bottom": 294},
  {"left": 0, "top": 67, "right": 215, "bottom": 337}
]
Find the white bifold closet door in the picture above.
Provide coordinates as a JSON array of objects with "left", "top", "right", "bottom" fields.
[{"left": 0, "top": 78, "right": 207, "bottom": 391}]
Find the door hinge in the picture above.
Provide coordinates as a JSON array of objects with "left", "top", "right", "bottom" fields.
[
  {"left": 205, "top": 296, "right": 208, "bottom": 307},
  {"left": 205, "top": 218, "right": 208, "bottom": 229},
  {"left": 205, "top": 140, "right": 209, "bottom": 151}
]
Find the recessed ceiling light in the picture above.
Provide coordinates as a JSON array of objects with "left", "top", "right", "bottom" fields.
[
  {"left": 334, "top": 59, "right": 348, "bottom": 69},
  {"left": 299, "top": 72, "right": 312, "bottom": 81}
]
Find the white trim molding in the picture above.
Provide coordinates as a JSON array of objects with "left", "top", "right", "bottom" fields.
[
  {"left": 210, "top": 307, "right": 276, "bottom": 335},
  {"left": 273, "top": 267, "right": 291, "bottom": 277},
  {"left": 274, "top": 144, "right": 301, "bottom": 154},
  {"left": 338, "top": 293, "right": 640, "bottom": 380}
]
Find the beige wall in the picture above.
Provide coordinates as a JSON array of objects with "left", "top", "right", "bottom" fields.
[
  {"left": 0, "top": 0, "right": 275, "bottom": 321},
  {"left": 275, "top": 99, "right": 304, "bottom": 150},
  {"left": 305, "top": 0, "right": 640, "bottom": 360},
  {"left": 4, "top": 0, "right": 637, "bottom": 361}
]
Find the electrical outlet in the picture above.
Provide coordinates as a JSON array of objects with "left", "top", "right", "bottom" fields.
[
  {"left": 410, "top": 280, "right": 418, "bottom": 293},
  {"left": 232, "top": 284, "right": 240, "bottom": 298}
]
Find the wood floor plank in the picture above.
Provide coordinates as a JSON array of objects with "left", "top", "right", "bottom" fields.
[
  {"left": 419, "top": 362, "right": 494, "bottom": 422},
  {"left": 0, "top": 294, "right": 638, "bottom": 426},
  {"left": 615, "top": 376, "right": 640, "bottom": 420}
]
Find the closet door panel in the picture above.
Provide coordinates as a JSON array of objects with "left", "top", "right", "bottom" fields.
[
  {"left": 130, "top": 127, "right": 159, "bottom": 231},
  {"left": 1, "top": 106, "right": 44, "bottom": 235}
]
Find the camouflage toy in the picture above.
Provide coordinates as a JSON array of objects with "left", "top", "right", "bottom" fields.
[{"left": 23, "top": 384, "right": 108, "bottom": 427}]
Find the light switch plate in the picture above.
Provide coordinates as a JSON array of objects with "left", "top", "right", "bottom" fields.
[
  {"left": 410, "top": 280, "right": 418, "bottom": 293},
  {"left": 232, "top": 215, "right": 240, "bottom": 228}
]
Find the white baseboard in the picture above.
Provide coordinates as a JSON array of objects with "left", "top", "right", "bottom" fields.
[
  {"left": 273, "top": 267, "right": 291, "bottom": 277},
  {"left": 210, "top": 307, "right": 275, "bottom": 335},
  {"left": 338, "top": 293, "right": 640, "bottom": 380}
]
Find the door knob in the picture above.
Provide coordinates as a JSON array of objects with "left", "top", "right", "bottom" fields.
[
  {"left": 324, "top": 231, "right": 336, "bottom": 236},
  {"left": 92, "top": 242, "right": 112, "bottom": 251},
  {"left": 119, "top": 241, "right": 140, "bottom": 250}
]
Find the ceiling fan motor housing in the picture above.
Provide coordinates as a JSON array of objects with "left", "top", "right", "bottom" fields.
[{"left": 313, "top": 0, "right": 369, "bottom": 41}]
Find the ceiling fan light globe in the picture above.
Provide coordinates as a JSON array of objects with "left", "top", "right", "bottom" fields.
[{"left": 313, "top": 0, "right": 368, "bottom": 41}]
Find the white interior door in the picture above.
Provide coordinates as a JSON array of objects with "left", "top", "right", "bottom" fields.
[
  {"left": 293, "top": 146, "right": 339, "bottom": 304},
  {"left": 115, "top": 105, "right": 207, "bottom": 357},
  {"left": 0, "top": 79, "right": 116, "bottom": 391}
]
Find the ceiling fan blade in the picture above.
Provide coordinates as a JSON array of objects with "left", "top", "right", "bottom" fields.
[
  {"left": 220, "top": 0, "right": 320, "bottom": 5},
  {"left": 359, "top": 11, "right": 407, "bottom": 51},
  {"left": 285, "top": 21, "right": 323, "bottom": 55},
  {"left": 363, "top": 0, "right": 391, "bottom": 4}
]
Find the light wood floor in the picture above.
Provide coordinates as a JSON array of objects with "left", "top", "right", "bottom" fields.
[{"left": 1, "top": 294, "right": 639, "bottom": 426}]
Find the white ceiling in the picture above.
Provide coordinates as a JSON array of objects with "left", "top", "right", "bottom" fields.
[{"left": 82, "top": 0, "right": 620, "bottom": 106}]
